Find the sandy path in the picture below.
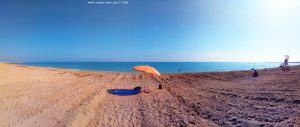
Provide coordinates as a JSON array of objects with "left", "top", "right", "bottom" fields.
[{"left": 0, "top": 62, "right": 300, "bottom": 127}]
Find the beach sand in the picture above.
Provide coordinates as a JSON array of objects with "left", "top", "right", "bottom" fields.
[{"left": 0, "top": 62, "right": 299, "bottom": 127}]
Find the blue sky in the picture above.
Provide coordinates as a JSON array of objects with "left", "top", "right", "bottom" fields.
[{"left": 0, "top": 0, "right": 299, "bottom": 62}]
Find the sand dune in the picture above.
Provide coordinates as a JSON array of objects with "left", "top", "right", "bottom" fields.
[{"left": 0, "top": 62, "right": 299, "bottom": 127}]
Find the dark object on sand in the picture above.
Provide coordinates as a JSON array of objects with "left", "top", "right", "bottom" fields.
[
  {"left": 158, "top": 84, "right": 162, "bottom": 89},
  {"left": 280, "top": 63, "right": 290, "bottom": 71},
  {"left": 133, "top": 86, "right": 141, "bottom": 91},
  {"left": 107, "top": 87, "right": 141, "bottom": 96},
  {"left": 252, "top": 70, "right": 259, "bottom": 77},
  {"left": 144, "top": 88, "right": 150, "bottom": 93}
]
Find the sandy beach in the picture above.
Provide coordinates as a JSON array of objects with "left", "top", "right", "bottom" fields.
[{"left": 0, "top": 62, "right": 299, "bottom": 127}]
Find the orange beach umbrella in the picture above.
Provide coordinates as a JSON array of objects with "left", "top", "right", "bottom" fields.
[{"left": 132, "top": 65, "right": 161, "bottom": 76}]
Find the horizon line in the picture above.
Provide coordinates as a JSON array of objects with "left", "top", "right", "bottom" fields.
[{"left": 9, "top": 61, "right": 299, "bottom": 63}]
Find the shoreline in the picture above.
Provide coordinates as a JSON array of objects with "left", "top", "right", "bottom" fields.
[
  {"left": 13, "top": 62, "right": 300, "bottom": 74},
  {"left": 0, "top": 62, "right": 299, "bottom": 126}
]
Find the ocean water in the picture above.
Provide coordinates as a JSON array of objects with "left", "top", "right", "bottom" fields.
[{"left": 20, "top": 62, "right": 299, "bottom": 73}]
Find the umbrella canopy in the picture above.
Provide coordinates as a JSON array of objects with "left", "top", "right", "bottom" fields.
[{"left": 132, "top": 65, "right": 161, "bottom": 76}]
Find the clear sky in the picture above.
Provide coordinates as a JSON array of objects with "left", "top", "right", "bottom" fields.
[{"left": 0, "top": 0, "right": 299, "bottom": 62}]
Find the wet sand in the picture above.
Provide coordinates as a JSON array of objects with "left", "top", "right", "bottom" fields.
[{"left": 0, "top": 62, "right": 299, "bottom": 127}]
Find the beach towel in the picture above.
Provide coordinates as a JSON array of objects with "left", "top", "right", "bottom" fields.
[{"left": 107, "top": 87, "right": 141, "bottom": 96}]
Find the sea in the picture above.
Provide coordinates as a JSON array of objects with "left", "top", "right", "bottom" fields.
[{"left": 20, "top": 62, "right": 300, "bottom": 73}]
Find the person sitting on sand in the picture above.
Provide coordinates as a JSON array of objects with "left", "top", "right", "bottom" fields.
[{"left": 252, "top": 70, "right": 259, "bottom": 77}]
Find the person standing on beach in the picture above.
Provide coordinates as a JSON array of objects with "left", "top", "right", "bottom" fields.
[{"left": 284, "top": 58, "right": 288, "bottom": 67}]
